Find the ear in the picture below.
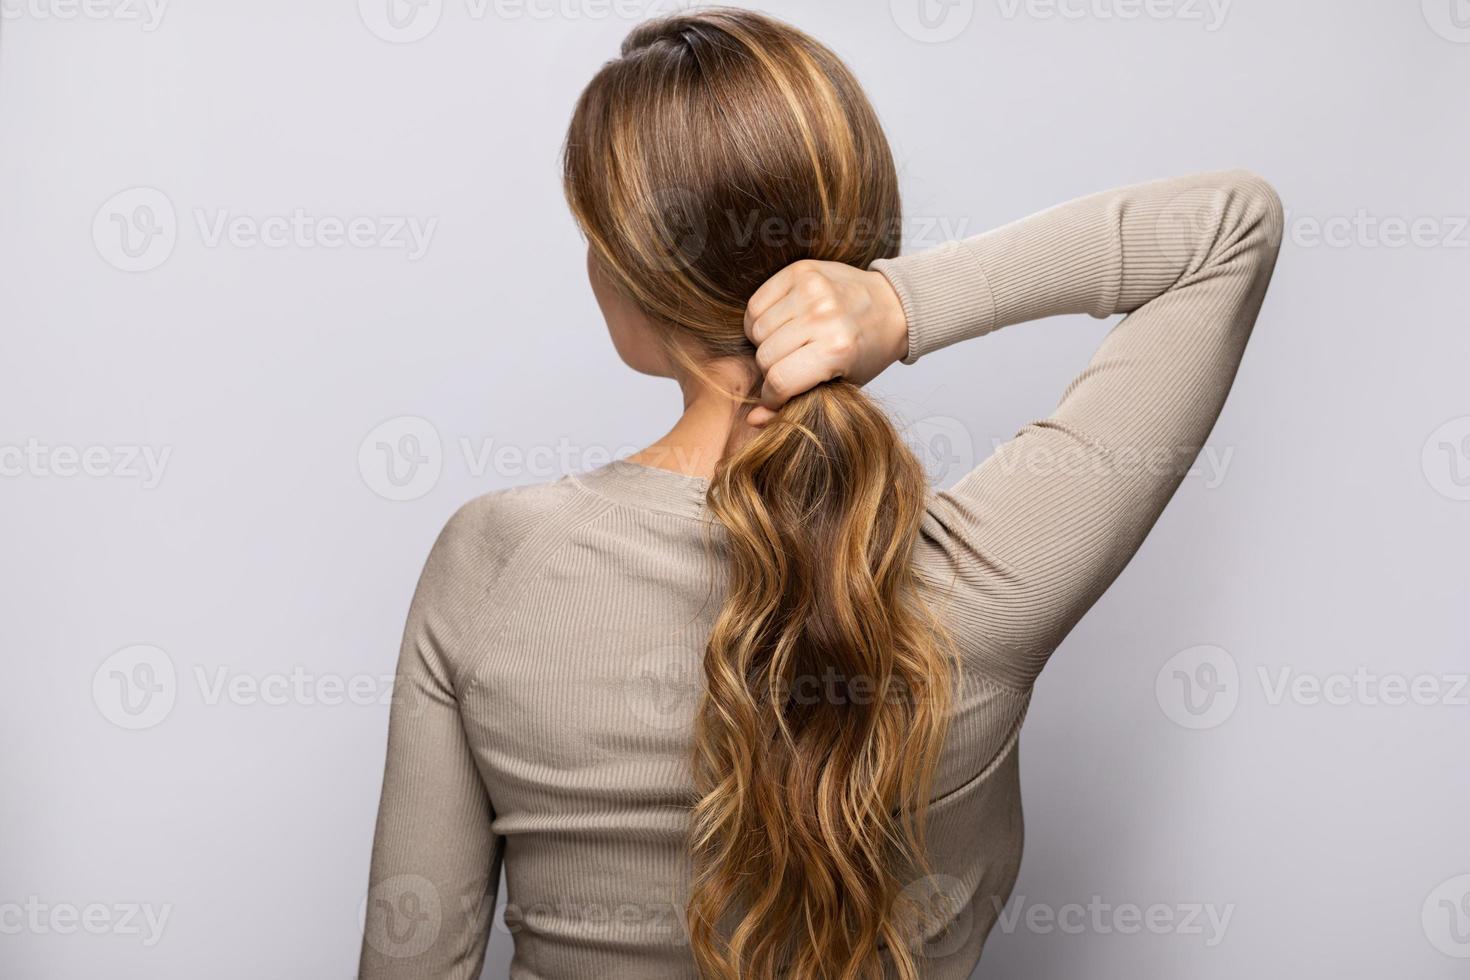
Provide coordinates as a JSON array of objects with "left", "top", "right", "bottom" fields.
[{"left": 586, "top": 248, "right": 676, "bottom": 378}]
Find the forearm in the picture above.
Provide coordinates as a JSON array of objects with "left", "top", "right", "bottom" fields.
[
  {"left": 872, "top": 170, "right": 1282, "bottom": 364},
  {"left": 360, "top": 524, "right": 504, "bottom": 978}
]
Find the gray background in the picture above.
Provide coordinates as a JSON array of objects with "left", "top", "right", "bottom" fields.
[{"left": 2, "top": 0, "right": 1467, "bottom": 977}]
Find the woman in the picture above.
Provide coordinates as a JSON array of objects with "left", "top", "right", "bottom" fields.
[{"left": 359, "top": 8, "right": 1281, "bottom": 979}]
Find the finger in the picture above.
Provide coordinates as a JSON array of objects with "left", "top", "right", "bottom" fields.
[
  {"left": 746, "top": 405, "right": 777, "bottom": 427},
  {"left": 743, "top": 264, "right": 803, "bottom": 337},
  {"left": 746, "top": 290, "right": 808, "bottom": 346},
  {"left": 753, "top": 314, "right": 816, "bottom": 374},
  {"left": 760, "top": 342, "right": 843, "bottom": 411}
]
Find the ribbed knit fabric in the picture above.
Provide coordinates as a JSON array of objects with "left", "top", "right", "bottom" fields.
[{"left": 358, "top": 171, "right": 1282, "bottom": 980}]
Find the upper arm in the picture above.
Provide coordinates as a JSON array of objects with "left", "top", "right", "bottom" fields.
[{"left": 359, "top": 503, "right": 507, "bottom": 979}]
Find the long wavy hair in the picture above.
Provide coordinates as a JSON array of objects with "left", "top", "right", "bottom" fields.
[{"left": 563, "top": 9, "right": 955, "bottom": 978}]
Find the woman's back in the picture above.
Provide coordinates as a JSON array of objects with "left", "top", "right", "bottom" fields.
[
  {"left": 357, "top": 6, "right": 1281, "bottom": 974},
  {"left": 363, "top": 460, "right": 1027, "bottom": 979},
  {"left": 359, "top": 161, "right": 1281, "bottom": 978}
]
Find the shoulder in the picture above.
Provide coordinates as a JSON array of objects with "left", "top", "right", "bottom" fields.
[
  {"left": 397, "top": 476, "right": 600, "bottom": 680},
  {"left": 408, "top": 476, "right": 601, "bottom": 629},
  {"left": 426, "top": 475, "right": 592, "bottom": 585}
]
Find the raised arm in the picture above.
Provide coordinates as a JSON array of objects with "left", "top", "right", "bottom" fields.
[
  {"left": 873, "top": 170, "right": 1283, "bottom": 689},
  {"left": 359, "top": 515, "right": 503, "bottom": 979},
  {"left": 743, "top": 170, "right": 1281, "bottom": 690}
]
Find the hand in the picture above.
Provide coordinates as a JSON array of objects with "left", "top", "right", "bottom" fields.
[{"left": 742, "top": 260, "right": 909, "bottom": 426}]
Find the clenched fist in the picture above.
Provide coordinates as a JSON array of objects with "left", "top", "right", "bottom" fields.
[{"left": 742, "top": 259, "right": 910, "bottom": 426}]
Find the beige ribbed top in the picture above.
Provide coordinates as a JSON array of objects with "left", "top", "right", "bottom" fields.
[{"left": 358, "top": 171, "right": 1282, "bottom": 979}]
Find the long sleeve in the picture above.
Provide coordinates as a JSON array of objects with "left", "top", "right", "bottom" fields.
[
  {"left": 359, "top": 516, "right": 504, "bottom": 979},
  {"left": 872, "top": 170, "right": 1283, "bottom": 690}
]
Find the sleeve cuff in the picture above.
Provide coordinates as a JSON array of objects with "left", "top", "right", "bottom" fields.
[{"left": 871, "top": 242, "right": 998, "bottom": 365}]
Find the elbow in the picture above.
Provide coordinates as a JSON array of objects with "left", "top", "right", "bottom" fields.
[
  {"left": 1222, "top": 169, "right": 1280, "bottom": 209},
  {"left": 1219, "top": 170, "right": 1284, "bottom": 250},
  {"left": 1192, "top": 170, "right": 1284, "bottom": 276}
]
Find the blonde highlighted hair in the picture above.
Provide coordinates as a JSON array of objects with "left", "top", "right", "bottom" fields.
[{"left": 563, "top": 9, "right": 955, "bottom": 978}]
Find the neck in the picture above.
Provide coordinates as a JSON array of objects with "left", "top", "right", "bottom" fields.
[{"left": 629, "top": 357, "right": 759, "bottom": 480}]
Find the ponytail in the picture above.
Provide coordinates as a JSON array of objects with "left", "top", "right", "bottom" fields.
[
  {"left": 562, "top": 8, "right": 955, "bottom": 976},
  {"left": 690, "top": 380, "right": 955, "bottom": 980}
]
